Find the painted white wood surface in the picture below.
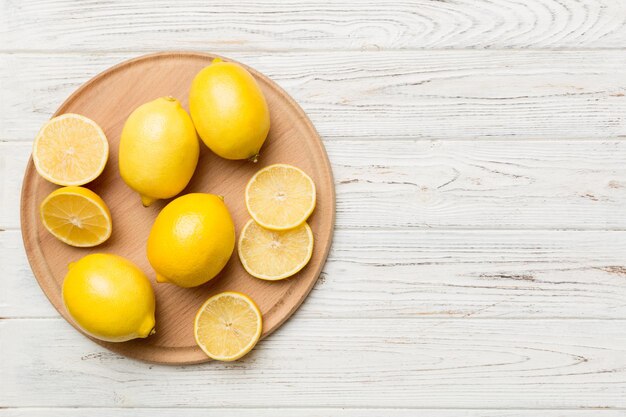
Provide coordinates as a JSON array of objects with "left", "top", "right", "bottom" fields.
[
  {"left": 4, "top": 140, "right": 626, "bottom": 230},
  {"left": 0, "top": 407, "right": 624, "bottom": 417},
  {"left": 2, "top": 0, "right": 626, "bottom": 51},
  {"left": 3, "top": 51, "right": 626, "bottom": 141},
  {"left": 2, "top": 411, "right": 626, "bottom": 417},
  {"left": 2, "top": 318, "right": 626, "bottom": 408},
  {"left": 4, "top": 227, "right": 626, "bottom": 319},
  {"left": 2, "top": 0, "right": 626, "bottom": 415}
]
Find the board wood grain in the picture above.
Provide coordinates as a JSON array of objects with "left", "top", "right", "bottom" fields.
[{"left": 19, "top": 52, "right": 335, "bottom": 364}]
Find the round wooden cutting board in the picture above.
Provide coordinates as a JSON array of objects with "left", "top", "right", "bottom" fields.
[{"left": 20, "top": 52, "right": 335, "bottom": 364}]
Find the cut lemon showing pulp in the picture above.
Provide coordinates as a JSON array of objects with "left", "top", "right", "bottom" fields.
[
  {"left": 33, "top": 114, "right": 109, "bottom": 186},
  {"left": 194, "top": 292, "right": 263, "bottom": 361},
  {"left": 238, "top": 219, "right": 314, "bottom": 281},
  {"left": 245, "top": 164, "right": 316, "bottom": 230},
  {"left": 40, "top": 186, "right": 112, "bottom": 247}
]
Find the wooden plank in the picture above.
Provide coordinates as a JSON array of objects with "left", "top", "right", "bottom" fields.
[
  {"left": 330, "top": 139, "right": 626, "bottom": 230},
  {"left": 0, "top": 230, "right": 58, "bottom": 318},
  {"left": 1, "top": 409, "right": 624, "bottom": 417},
  {"left": 2, "top": 51, "right": 626, "bottom": 142},
  {"left": 2, "top": 318, "right": 625, "bottom": 408},
  {"left": 2, "top": 0, "right": 626, "bottom": 51},
  {"left": 4, "top": 138, "right": 626, "bottom": 231},
  {"left": 0, "top": 144, "right": 27, "bottom": 230},
  {"left": 3, "top": 228, "right": 626, "bottom": 319}
]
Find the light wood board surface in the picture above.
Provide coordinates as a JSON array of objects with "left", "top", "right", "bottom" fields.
[
  {"left": 19, "top": 52, "right": 335, "bottom": 364},
  {"left": 1, "top": 0, "right": 626, "bottom": 415}
]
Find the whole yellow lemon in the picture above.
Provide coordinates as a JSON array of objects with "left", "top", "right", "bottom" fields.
[
  {"left": 147, "top": 193, "right": 235, "bottom": 288},
  {"left": 62, "top": 253, "right": 156, "bottom": 342},
  {"left": 189, "top": 58, "right": 270, "bottom": 161},
  {"left": 119, "top": 96, "right": 199, "bottom": 207}
]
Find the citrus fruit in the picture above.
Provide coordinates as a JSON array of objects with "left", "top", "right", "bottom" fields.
[
  {"left": 245, "top": 164, "right": 316, "bottom": 230},
  {"left": 194, "top": 291, "right": 262, "bottom": 361},
  {"left": 189, "top": 58, "right": 270, "bottom": 161},
  {"left": 119, "top": 96, "right": 199, "bottom": 207},
  {"left": 147, "top": 193, "right": 235, "bottom": 288},
  {"left": 62, "top": 253, "right": 156, "bottom": 342},
  {"left": 238, "top": 219, "right": 314, "bottom": 280},
  {"left": 40, "top": 186, "right": 112, "bottom": 247},
  {"left": 33, "top": 113, "right": 109, "bottom": 186}
]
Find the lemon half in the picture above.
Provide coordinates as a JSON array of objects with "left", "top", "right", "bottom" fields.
[
  {"left": 33, "top": 114, "right": 109, "bottom": 186},
  {"left": 40, "top": 186, "right": 112, "bottom": 247}
]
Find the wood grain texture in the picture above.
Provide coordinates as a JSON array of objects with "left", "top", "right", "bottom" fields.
[
  {"left": 2, "top": 0, "right": 626, "bottom": 51},
  {"left": 3, "top": 51, "right": 626, "bottom": 142},
  {"left": 2, "top": 318, "right": 625, "bottom": 408},
  {"left": 2, "top": 410, "right": 625, "bottom": 417},
  {"left": 5, "top": 139, "right": 626, "bottom": 231},
  {"left": 3, "top": 0, "right": 626, "bottom": 413},
  {"left": 19, "top": 52, "right": 335, "bottom": 364},
  {"left": 4, "top": 228, "right": 626, "bottom": 319}
]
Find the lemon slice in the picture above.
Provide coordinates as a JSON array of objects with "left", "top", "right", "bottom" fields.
[
  {"left": 238, "top": 219, "right": 314, "bottom": 281},
  {"left": 194, "top": 292, "right": 263, "bottom": 361},
  {"left": 40, "top": 186, "right": 112, "bottom": 247},
  {"left": 33, "top": 113, "right": 109, "bottom": 186},
  {"left": 245, "top": 164, "right": 316, "bottom": 230}
]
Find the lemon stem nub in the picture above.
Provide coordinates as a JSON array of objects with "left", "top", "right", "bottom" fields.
[
  {"left": 155, "top": 273, "right": 168, "bottom": 283},
  {"left": 141, "top": 195, "right": 156, "bottom": 207},
  {"left": 138, "top": 317, "right": 156, "bottom": 338},
  {"left": 249, "top": 154, "right": 259, "bottom": 163},
  {"left": 212, "top": 58, "right": 223, "bottom": 64}
]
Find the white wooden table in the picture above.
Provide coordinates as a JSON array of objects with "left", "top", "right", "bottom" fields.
[{"left": 2, "top": 1, "right": 626, "bottom": 415}]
